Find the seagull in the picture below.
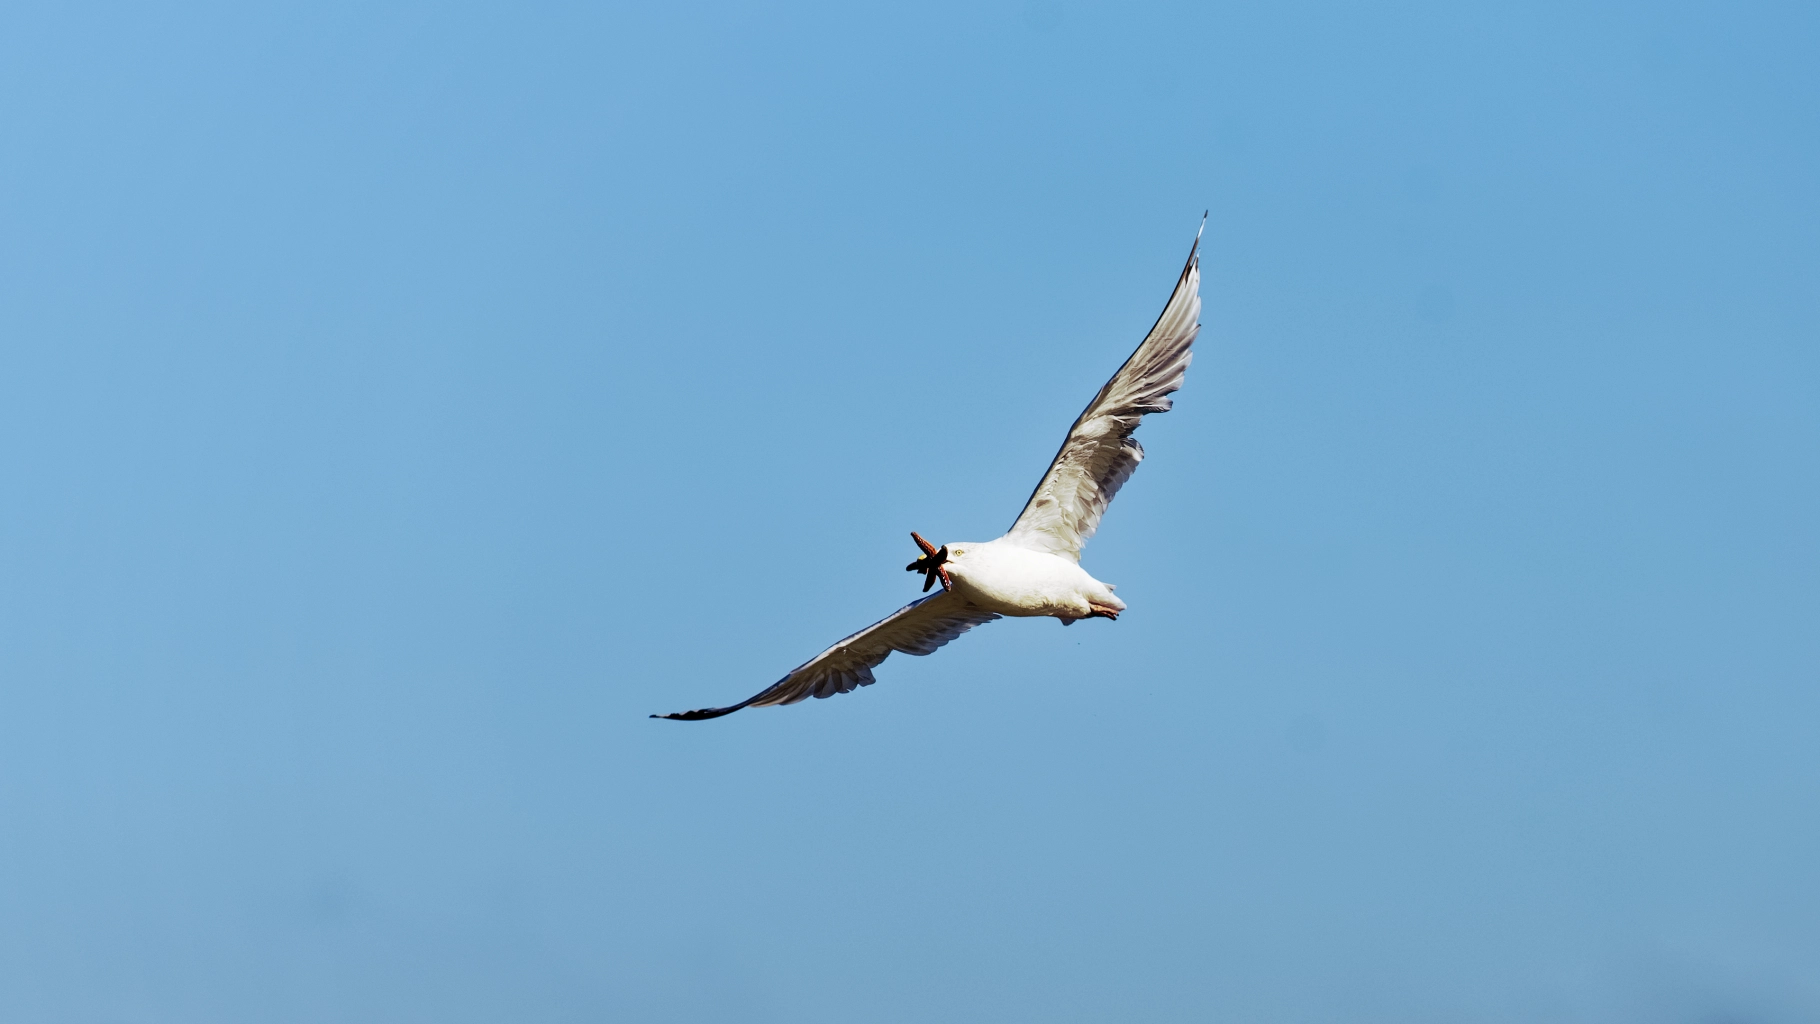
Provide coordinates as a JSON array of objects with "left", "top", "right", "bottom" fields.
[{"left": 654, "top": 220, "right": 1204, "bottom": 721}]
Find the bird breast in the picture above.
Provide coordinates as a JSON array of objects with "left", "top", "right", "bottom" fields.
[{"left": 944, "top": 540, "right": 1115, "bottom": 618}]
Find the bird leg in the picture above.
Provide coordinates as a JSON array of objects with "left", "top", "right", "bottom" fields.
[
  {"left": 1086, "top": 606, "right": 1120, "bottom": 620},
  {"left": 905, "top": 531, "right": 952, "bottom": 592}
]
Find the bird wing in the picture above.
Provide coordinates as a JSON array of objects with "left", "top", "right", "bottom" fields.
[
  {"left": 1002, "top": 222, "right": 1203, "bottom": 561},
  {"left": 652, "top": 592, "right": 1001, "bottom": 721}
]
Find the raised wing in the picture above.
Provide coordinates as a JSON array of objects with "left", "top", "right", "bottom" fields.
[
  {"left": 1003, "top": 222, "right": 1203, "bottom": 561},
  {"left": 652, "top": 592, "right": 1001, "bottom": 721}
]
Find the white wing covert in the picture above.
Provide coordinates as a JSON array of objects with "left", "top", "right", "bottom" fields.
[
  {"left": 652, "top": 592, "right": 1000, "bottom": 720},
  {"left": 1003, "top": 224, "right": 1203, "bottom": 561}
]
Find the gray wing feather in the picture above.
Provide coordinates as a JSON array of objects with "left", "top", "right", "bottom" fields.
[
  {"left": 1003, "top": 224, "right": 1203, "bottom": 561},
  {"left": 653, "top": 592, "right": 1000, "bottom": 720}
]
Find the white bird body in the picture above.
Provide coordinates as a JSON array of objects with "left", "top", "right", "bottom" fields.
[
  {"left": 655, "top": 220, "right": 1203, "bottom": 721},
  {"left": 939, "top": 539, "right": 1124, "bottom": 622}
]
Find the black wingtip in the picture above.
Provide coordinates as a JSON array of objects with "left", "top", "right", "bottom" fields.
[
  {"left": 652, "top": 705, "right": 746, "bottom": 721},
  {"left": 1178, "top": 216, "right": 1203, "bottom": 282}
]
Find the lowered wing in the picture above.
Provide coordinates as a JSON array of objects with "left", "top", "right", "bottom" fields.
[{"left": 652, "top": 592, "right": 1001, "bottom": 721}]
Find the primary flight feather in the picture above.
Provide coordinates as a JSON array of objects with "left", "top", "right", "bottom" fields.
[{"left": 654, "top": 220, "right": 1204, "bottom": 721}]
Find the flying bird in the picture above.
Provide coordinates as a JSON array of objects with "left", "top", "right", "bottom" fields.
[{"left": 654, "top": 220, "right": 1204, "bottom": 721}]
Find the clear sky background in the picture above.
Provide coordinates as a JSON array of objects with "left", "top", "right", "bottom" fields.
[{"left": 2, "top": 1, "right": 1816, "bottom": 1021}]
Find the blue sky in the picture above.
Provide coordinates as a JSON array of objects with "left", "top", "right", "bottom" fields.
[{"left": 1, "top": 1, "right": 1816, "bottom": 1020}]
